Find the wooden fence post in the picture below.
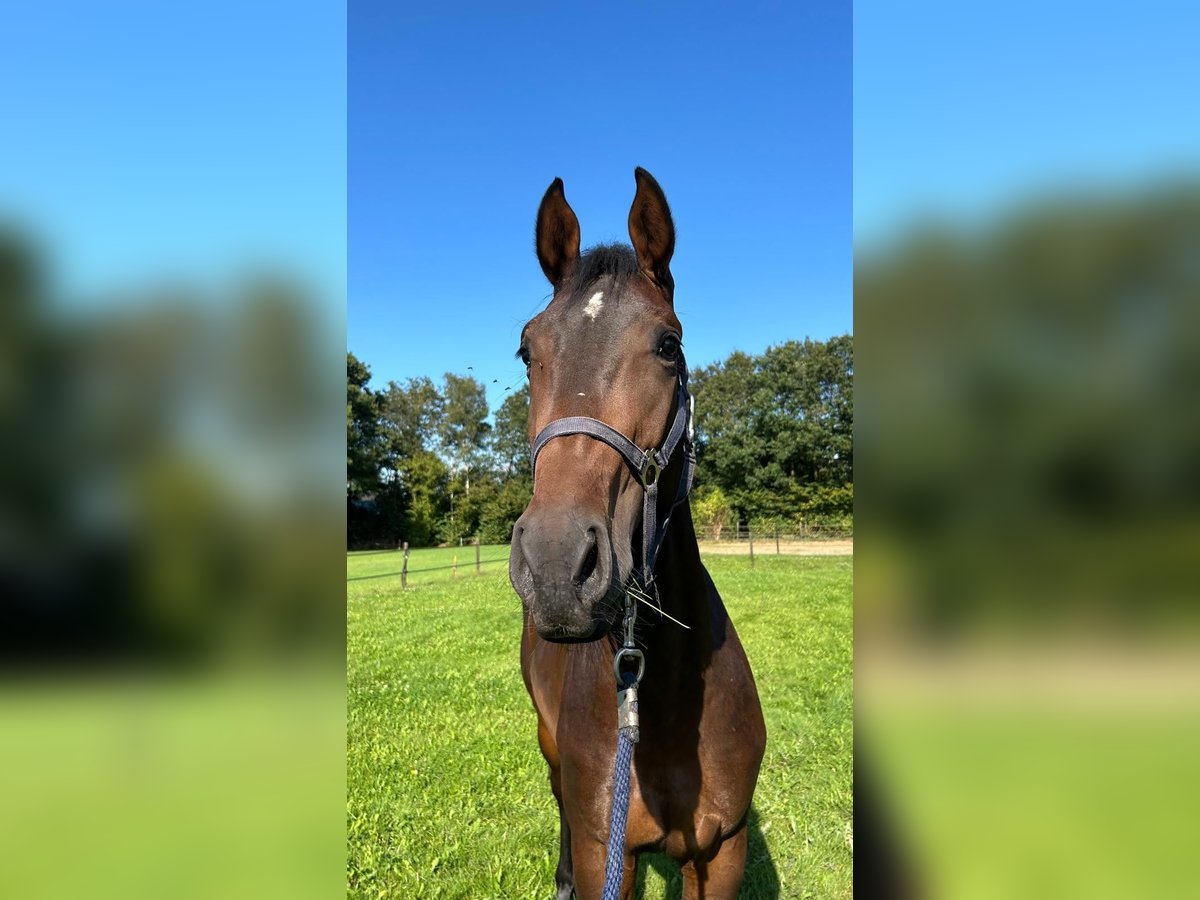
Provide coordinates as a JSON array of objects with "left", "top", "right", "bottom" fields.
[
  {"left": 775, "top": 527, "right": 780, "bottom": 555},
  {"left": 401, "top": 541, "right": 409, "bottom": 591},
  {"left": 475, "top": 538, "right": 481, "bottom": 574},
  {"left": 748, "top": 526, "right": 755, "bottom": 566}
]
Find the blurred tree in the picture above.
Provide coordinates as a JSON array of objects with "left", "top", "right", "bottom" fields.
[{"left": 856, "top": 185, "right": 1200, "bottom": 630}]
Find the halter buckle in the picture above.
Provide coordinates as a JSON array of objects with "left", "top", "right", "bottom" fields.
[{"left": 640, "top": 450, "right": 660, "bottom": 487}]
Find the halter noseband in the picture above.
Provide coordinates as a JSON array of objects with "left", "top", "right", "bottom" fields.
[{"left": 529, "top": 362, "right": 696, "bottom": 591}]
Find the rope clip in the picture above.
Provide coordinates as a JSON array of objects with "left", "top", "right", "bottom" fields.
[
  {"left": 639, "top": 450, "right": 660, "bottom": 487},
  {"left": 612, "top": 647, "right": 644, "bottom": 688}
]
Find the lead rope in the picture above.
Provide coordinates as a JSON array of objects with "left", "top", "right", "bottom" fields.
[{"left": 601, "top": 591, "right": 643, "bottom": 899}]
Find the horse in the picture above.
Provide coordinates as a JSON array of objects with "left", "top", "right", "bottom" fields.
[{"left": 509, "top": 168, "right": 767, "bottom": 899}]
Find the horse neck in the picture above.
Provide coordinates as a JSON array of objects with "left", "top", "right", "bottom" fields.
[{"left": 637, "top": 499, "right": 716, "bottom": 676}]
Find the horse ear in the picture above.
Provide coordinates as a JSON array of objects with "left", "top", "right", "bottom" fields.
[
  {"left": 628, "top": 167, "right": 675, "bottom": 297},
  {"left": 535, "top": 177, "right": 581, "bottom": 287}
]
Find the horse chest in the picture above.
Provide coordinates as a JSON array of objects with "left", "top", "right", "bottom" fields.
[{"left": 554, "top": 673, "right": 762, "bottom": 857}]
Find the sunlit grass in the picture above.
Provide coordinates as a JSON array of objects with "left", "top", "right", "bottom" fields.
[
  {"left": 347, "top": 553, "right": 852, "bottom": 898},
  {"left": 347, "top": 544, "right": 512, "bottom": 585}
]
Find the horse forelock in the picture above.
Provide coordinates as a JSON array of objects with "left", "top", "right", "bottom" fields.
[{"left": 562, "top": 243, "right": 640, "bottom": 303}]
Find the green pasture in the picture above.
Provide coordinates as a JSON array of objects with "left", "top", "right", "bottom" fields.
[
  {"left": 347, "top": 548, "right": 852, "bottom": 898},
  {"left": 868, "top": 693, "right": 1200, "bottom": 899}
]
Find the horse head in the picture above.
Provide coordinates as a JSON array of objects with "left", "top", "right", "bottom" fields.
[{"left": 509, "top": 168, "right": 686, "bottom": 642}]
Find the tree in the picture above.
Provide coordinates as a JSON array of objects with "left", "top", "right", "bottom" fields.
[
  {"left": 759, "top": 336, "right": 853, "bottom": 486},
  {"left": 491, "top": 384, "right": 530, "bottom": 476},
  {"left": 380, "top": 376, "right": 443, "bottom": 460},
  {"left": 347, "top": 333, "right": 853, "bottom": 546},
  {"left": 477, "top": 475, "right": 533, "bottom": 543},
  {"left": 690, "top": 350, "right": 769, "bottom": 509},
  {"left": 347, "top": 352, "right": 384, "bottom": 500},
  {"left": 439, "top": 373, "right": 491, "bottom": 493},
  {"left": 691, "top": 485, "right": 734, "bottom": 539},
  {"left": 690, "top": 336, "right": 853, "bottom": 523},
  {"left": 396, "top": 450, "right": 449, "bottom": 546}
]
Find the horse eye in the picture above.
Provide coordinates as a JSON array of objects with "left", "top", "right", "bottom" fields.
[
  {"left": 657, "top": 335, "right": 681, "bottom": 360},
  {"left": 517, "top": 346, "right": 531, "bottom": 368}
]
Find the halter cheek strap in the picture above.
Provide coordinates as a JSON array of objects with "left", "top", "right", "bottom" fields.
[{"left": 529, "top": 363, "right": 696, "bottom": 590}]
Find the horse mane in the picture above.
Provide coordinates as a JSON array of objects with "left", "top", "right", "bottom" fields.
[{"left": 565, "top": 243, "right": 640, "bottom": 301}]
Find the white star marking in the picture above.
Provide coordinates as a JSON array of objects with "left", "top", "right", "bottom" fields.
[{"left": 583, "top": 291, "right": 604, "bottom": 320}]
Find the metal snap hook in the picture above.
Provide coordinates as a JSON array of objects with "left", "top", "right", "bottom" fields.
[
  {"left": 640, "top": 450, "right": 660, "bottom": 487},
  {"left": 613, "top": 647, "right": 645, "bottom": 686}
]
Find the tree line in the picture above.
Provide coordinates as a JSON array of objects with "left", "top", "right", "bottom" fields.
[{"left": 347, "top": 334, "right": 852, "bottom": 549}]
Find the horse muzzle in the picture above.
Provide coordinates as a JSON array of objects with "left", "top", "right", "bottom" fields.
[{"left": 509, "top": 508, "right": 620, "bottom": 642}]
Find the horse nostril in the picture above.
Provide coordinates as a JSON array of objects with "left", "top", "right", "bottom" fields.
[
  {"left": 573, "top": 529, "right": 599, "bottom": 589},
  {"left": 510, "top": 522, "right": 534, "bottom": 592}
]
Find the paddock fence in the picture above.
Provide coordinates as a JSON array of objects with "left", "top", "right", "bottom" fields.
[
  {"left": 694, "top": 521, "right": 853, "bottom": 558},
  {"left": 347, "top": 519, "right": 852, "bottom": 589}
]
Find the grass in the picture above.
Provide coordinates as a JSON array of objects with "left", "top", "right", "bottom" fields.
[
  {"left": 0, "top": 675, "right": 345, "bottom": 900},
  {"left": 348, "top": 544, "right": 513, "bottom": 586},
  {"left": 347, "top": 547, "right": 852, "bottom": 898},
  {"left": 867, "top": 682, "right": 1200, "bottom": 899}
]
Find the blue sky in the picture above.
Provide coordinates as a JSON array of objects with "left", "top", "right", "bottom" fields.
[
  {"left": 349, "top": 2, "right": 851, "bottom": 414},
  {"left": 2, "top": 2, "right": 346, "bottom": 311},
  {"left": 9, "top": 2, "right": 1192, "bottom": 412},
  {"left": 854, "top": 1, "right": 1200, "bottom": 246}
]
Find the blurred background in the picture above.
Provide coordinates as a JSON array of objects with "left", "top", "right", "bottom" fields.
[
  {"left": 1, "top": 4, "right": 345, "bottom": 899},
  {"left": 10, "top": 0, "right": 1200, "bottom": 896},
  {"left": 855, "top": 2, "right": 1200, "bottom": 897}
]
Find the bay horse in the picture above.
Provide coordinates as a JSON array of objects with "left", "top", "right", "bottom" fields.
[{"left": 509, "top": 168, "right": 766, "bottom": 899}]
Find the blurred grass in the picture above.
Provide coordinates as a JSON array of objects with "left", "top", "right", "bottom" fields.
[
  {"left": 0, "top": 24, "right": 345, "bottom": 894},
  {"left": 0, "top": 675, "right": 345, "bottom": 900},
  {"left": 346, "top": 553, "right": 852, "bottom": 898},
  {"left": 855, "top": 160, "right": 1200, "bottom": 895},
  {"left": 868, "top": 695, "right": 1200, "bottom": 900},
  {"left": 0, "top": 5, "right": 346, "bottom": 898}
]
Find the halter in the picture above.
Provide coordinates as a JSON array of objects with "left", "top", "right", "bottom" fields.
[{"left": 529, "top": 359, "right": 696, "bottom": 595}]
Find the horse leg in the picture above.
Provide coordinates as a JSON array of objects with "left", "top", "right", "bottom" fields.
[
  {"left": 538, "top": 720, "right": 575, "bottom": 900},
  {"left": 568, "top": 833, "right": 636, "bottom": 900},
  {"left": 681, "top": 828, "right": 747, "bottom": 900},
  {"left": 550, "top": 771, "right": 574, "bottom": 900}
]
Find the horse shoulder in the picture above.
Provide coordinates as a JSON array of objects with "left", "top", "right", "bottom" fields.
[
  {"left": 697, "top": 607, "right": 767, "bottom": 834},
  {"left": 521, "top": 624, "right": 570, "bottom": 738}
]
